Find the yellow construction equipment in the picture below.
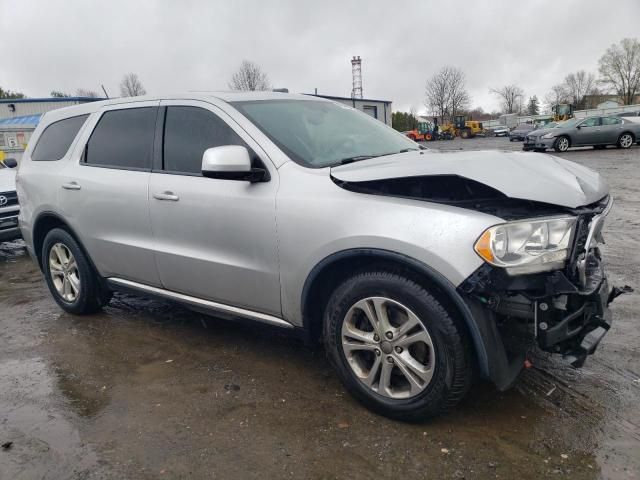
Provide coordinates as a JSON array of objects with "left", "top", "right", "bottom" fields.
[
  {"left": 440, "top": 115, "right": 484, "bottom": 139},
  {"left": 552, "top": 104, "right": 574, "bottom": 122}
]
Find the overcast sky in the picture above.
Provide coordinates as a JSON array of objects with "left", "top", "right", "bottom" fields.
[{"left": 2, "top": 0, "right": 639, "bottom": 114}]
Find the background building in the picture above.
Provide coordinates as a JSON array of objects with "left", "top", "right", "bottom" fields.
[{"left": 307, "top": 94, "right": 392, "bottom": 126}]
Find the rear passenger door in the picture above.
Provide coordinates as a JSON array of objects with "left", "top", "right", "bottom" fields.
[
  {"left": 148, "top": 100, "right": 281, "bottom": 315},
  {"left": 601, "top": 116, "right": 624, "bottom": 143},
  {"left": 59, "top": 102, "right": 162, "bottom": 286}
]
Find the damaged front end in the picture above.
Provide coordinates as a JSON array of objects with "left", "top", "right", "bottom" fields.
[
  {"left": 330, "top": 150, "right": 629, "bottom": 389},
  {"left": 460, "top": 195, "right": 631, "bottom": 389}
]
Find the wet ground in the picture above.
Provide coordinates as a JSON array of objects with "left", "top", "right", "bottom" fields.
[{"left": 1, "top": 137, "right": 639, "bottom": 479}]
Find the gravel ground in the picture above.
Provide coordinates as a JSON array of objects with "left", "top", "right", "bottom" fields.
[{"left": 1, "top": 137, "right": 639, "bottom": 479}]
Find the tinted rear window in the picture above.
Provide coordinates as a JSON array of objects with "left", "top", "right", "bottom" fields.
[
  {"left": 31, "top": 114, "right": 89, "bottom": 161},
  {"left": 85, "top": 108, "right": 156, "bottom": 170}
]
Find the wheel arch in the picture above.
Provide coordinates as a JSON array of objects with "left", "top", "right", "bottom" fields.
[
  {"left": 32, "top": 212, "right": 94, "bottom": 273},
  {"left": 301, "top": 248, "right": 490, "bottom": 378},
  {"left": 619, "top": 130, "right": 636, "bottom": 141}
]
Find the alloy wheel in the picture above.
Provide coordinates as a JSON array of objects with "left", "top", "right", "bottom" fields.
[
  {"left": 49, "top": 243, "right": 81, "bottom": 302},
  {"left": 341, "top": 297, "right": 436, "bottom": 399},
  {"left": 620, "top": 134, "right": 633, "bottom": 148},
  {"left": 557, "top": 137, "right": 569, "bottom": 151}
]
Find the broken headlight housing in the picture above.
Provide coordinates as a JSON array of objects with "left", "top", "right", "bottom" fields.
[{"left": 474, "top": 217, "right": 576, "bottom": 274}]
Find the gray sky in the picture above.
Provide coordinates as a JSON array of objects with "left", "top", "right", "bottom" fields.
[{"left": 2, "top": 0, "right": 639, "bottom": 114}]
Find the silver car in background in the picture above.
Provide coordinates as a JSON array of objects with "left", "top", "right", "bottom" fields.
[
  {"left": 524, "top": 115, "right": 640, "bottom": 152},
  {"left": 17, "top": 93, "right": 623, "bottom": 420}
]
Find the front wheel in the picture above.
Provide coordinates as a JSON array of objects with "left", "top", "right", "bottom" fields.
[
  {"left": 554, "top": 136, "right": 570, "bottom": 152},
  {"left": 618, "top": 133, "right": 634, "bottom": 149},
  {"left": 42, "top": 228, "right": 110, "bottom": 314},
  {"left": 323, "top": 271, "right": 472, "bottom": 421}
]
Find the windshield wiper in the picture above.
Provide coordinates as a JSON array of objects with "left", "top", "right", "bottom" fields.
[
  {"left": 336, "top": 148, "right": 419, "bottom": 166},
  {"left": 337, "top": 155, "right": 377, "bottom": 165}
]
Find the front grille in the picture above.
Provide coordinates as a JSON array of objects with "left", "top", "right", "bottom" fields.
[{"left": 0, "top": 191, "right": 18, "bottom": 207}]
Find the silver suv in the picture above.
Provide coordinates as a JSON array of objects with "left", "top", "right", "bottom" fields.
[{"left": 18, "top": 93, "right": 621, "bottom": 420}]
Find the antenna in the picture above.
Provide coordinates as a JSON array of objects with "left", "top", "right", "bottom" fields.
[
  {"left": 101, "top": 84, "right": 109, "bottom": 99},
  {"left": 351, "top": 56, "right": 362, "bottom": 99}
]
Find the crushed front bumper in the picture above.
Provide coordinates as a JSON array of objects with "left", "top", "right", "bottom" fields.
[
  {"left": 523, "top": 136, "right": 555, "bottom": 151},
  {"left": 458, "top": 196, "right": 630, "bottom": 389}
]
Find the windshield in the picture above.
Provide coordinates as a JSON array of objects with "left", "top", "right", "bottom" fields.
[
  {"left": 558, "top": 118, "right": 581, "bottom": 128},
  {"left": 231, "top": 99, "right": 418, "bottom": 168}
]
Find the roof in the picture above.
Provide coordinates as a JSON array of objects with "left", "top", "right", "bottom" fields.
[
  {"left": 0, "top": 97, "right": 104, "bottom": 104},
  {"left": 32, "top": 92, "right": 333, "bottom": 125},
  {"left": 305, "top": 93, "right": 392, "bottom": 104},
  {"left": 0, "top": 114, "right": 42, "bottom": 127}
]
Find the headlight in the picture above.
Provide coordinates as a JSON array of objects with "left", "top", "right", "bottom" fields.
[
  {"left": 541, "top": 132, "right": 556, "bottom": 139},
  {"left": 474, "top": 217, "right": 576, "bottom": 274}
]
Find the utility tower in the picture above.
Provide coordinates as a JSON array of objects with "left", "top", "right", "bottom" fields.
[{"left": 351, "top": 56, "right": 363, "bottom": 99}]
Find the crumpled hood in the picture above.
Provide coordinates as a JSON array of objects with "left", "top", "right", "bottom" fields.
[
  {"left": 331, "top": 150, "right": 608, "bottom": 209},
  {"left": 0, "top": 169, "right": 16, "bottom": 192}
]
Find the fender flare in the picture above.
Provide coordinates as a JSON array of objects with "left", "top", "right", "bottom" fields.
[{"left": 301, "top": 248, "right": 490, "bottom": 378}]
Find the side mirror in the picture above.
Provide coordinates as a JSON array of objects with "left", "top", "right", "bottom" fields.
[
  {"left": 3, "top": 158, "right": 18, "bottom": 168},
  {"left": 201, "top": 146, "right": 267, "bottom": 182}
]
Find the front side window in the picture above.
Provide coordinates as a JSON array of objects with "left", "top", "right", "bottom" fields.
[
  {"left": 85, "top": 107, "right": 156, "bottom": 170},
  {"left": 163, "top": 106, "right": 247, "bottom": 175},
  {"left": 602, "top": 117, "right": 622, "bottom": 126},
  {"left": 32, "top": 114, "right": 89, "bottom": 161},
  {"left": 580, "top": 117, "right": 600, "bottom": 128},
  {"left": 231, "top": 100, "right": 417, "bottom": 168}
]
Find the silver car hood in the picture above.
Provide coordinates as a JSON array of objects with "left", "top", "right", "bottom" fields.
[
  {"left": 331, "top": 150, "right": 608, "bottom": 209},
  {"left": 0, "top": 169, "right": 16, "bottom": 192}
]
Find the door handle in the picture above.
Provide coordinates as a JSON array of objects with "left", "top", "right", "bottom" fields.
[
  {"left": 153, "top": 191, "right": 179, "bottom": 201},
  {"left": 62, "top": 182, "right": 81, "bottom": 190}
]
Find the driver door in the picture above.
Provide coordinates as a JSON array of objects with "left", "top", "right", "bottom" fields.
[
  {"left": 574, "top": 117, "right": 602, "bottom": 146},
  {"left": 148, "top": 100, "right": 281, "bottom": 316}
]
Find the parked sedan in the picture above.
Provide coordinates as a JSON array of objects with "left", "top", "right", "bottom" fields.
[
  {"left": 524, "top": 116, "right": 640, "bottom": 152},
  {"left": 509, "top": 123, "right": 535, "bottom": 141},
  {"left": 487, "top": 125, "right": 510, "bottom": 137}
]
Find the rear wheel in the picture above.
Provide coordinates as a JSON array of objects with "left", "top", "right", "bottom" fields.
[
  {"left": 42, "top": 228, "right": 110, "bottom": 314},
  {"left": 554, "top": 136, "right": 570, "bottom": 152},
  {"left": 617, "top": 133, "right": 634, "bottom": 149},
  {"left": 323, "top": 271, "right": 472, "bottom": 421}
]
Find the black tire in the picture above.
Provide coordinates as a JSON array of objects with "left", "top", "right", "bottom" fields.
[
  {"left": 617, "top": 132, "right": 635, "bottom": 149},
  {"left": 42, "top": 228, "right": 110, "bottom": 314},
  {"left": 323, "top": 271, "right": 472, "bottom": 421},
  {"left": 554, "top": 135, "right": 571, "bottom": 152}
]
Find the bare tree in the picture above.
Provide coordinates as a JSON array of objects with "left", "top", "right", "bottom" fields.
[
  {"left": 228, "top": 60, "right": 270, "bottom": 91},
  {"left": 543, "top": 84, "right": 570, "bottom": 112},
  {"left": 598, "top": 38, "right": 640, "bottom": 105},
  {"left": 425, "top": 66, "right": 470, "bottom": 120},
  {"left": 490, "top": 84, "right": 525, "bottom": 114},
  {"left": 50, "top": 90, "right": 71, "bottom": 98},
  {"left": 563, "top": 70, "right": 596, "bottom": 107},
  {"left": 119, "top": 73, "right": 147, "bottom": 97},
  {"left": 76, "top": 88, "right": 99, "bottom": 97}
]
